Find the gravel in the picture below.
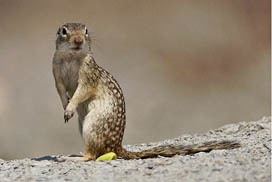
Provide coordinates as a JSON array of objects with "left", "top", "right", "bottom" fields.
[{"left": 0, "top": 116, "right": 270, "bottom": 182}]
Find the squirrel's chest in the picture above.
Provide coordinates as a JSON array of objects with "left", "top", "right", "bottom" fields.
[{"left": 61, "top": 60, "right": 81, "bottom": 93}]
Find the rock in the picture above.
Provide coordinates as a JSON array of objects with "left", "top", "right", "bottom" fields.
[{"left": 0, "top": 116, "right": 270, "bottom": 182}]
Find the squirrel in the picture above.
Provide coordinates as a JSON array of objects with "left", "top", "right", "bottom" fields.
[{"left": 52, "top": 23, "right": 240, "bottom": 161}]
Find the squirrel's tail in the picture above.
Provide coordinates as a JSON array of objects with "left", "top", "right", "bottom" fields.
[{"left": 118, "top": 140, "right": 240, "bottom": 160}]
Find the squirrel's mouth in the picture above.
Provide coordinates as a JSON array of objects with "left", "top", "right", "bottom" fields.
[{"left": 71, "top": 46, "right": 82, "bottom": 51}]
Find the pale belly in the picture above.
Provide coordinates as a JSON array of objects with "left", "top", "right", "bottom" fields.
[{"left": 61, "top": 60, "right": 81, "bottom": 97}]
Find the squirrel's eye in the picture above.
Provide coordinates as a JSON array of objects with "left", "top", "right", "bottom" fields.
[
  {"left": 61, "top": 28, "right": 67, "bottom": 36},
  {"left": 85, "top": 28, "right": 88, "bottom": 36},
  {"left": 58, "top": 27, "right": 68, "bottom": 38}
]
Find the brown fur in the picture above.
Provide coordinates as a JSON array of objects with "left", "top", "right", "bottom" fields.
[{"left": 52, "top": 23, "right": 240, "bottom": 161}]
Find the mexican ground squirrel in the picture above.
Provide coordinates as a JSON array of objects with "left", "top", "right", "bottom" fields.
[{"left": 52, "top": 23, "right": 240, "bottom": 161}]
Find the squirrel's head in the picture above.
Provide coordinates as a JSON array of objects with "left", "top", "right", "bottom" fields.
[{"left": 56, "top": 23, "right": 91, "bottom": 52}]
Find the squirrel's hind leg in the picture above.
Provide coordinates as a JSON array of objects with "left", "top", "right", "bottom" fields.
[
  {"left": 60, "top": 152, "right": 96, "bottom": 162},
  {"left": 82, "top": 151, "right": 97, "bottom": 161}
]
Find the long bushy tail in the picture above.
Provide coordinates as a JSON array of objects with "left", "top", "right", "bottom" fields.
[{"left": 118, "top": 140, "right": 240, "bottom": 159}]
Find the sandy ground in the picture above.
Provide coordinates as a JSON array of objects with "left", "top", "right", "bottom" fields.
[{"left": 0, "top": 116, "right": 270, "bottom": 182}]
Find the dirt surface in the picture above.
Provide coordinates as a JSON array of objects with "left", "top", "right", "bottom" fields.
[{"left": 0, "top": 117, "right": 270, "bottom": 182}]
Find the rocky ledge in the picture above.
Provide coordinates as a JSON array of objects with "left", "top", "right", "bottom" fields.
[{"left": 0, "top": 117, "right": 271, "bottom": 182}]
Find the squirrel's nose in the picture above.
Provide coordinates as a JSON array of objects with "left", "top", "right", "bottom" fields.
[{"left": 74, "top": 36, "right": 83, "bottom": 45}]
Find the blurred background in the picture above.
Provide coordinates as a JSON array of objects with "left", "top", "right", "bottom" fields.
[{"left": 0, "top": 0, "right": 270, "bottom": 160}]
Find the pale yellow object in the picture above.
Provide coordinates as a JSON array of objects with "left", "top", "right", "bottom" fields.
[{"left": 96, "top": 152, "right": 117, "bottom": 161}]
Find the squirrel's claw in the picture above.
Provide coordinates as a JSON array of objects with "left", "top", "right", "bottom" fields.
[{"left": 64, "top": 110, "right": 74, "bottom": 123}]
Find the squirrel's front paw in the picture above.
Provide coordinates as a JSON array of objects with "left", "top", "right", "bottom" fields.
[{"left": 64, "top": 110, "right": 74, "bottom": 123}]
